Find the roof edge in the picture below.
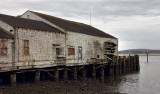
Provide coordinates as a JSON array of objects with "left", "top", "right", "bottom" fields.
[{"left": 0, "top": 27, "right": 14, "bottom": 39}]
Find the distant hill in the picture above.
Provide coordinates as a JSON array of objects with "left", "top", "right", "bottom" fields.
[{"left": 119, "top": 49, "right": 160, "bottom": 54}]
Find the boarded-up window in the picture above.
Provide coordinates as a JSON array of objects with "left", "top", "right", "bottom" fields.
[
  {"left": 56, "top": 48, "right": 64, "bottom": 55},
  {"left": 0, "top": 40, "right": 7, "bottom": 56},
  {"left": 24, "top": 40, "right": 29, "bottom": 55},
  {"left": 68, "top": 48, "right": 75, "bottom": 55}
]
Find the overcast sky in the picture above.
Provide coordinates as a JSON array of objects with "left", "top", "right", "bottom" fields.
[{"left": 1, "top": 0, "right": 160, "bottom": 50}]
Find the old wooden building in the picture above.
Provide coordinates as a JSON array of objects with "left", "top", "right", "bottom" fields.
[
  {"left": 21, "top": 10, "right": 118, "bottom": 63},
  {"left": 0, "top": 11, "right": 118, "bottom": 71},
  {"left": 0, "top": 13, "right": 65, "bottom": 71},
  {"left": 0, "top": 11, "right": 141, "bottom": 85}
]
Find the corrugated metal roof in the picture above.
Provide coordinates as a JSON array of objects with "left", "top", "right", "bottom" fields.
[
  {"left": 0, "top": 27, "right": 14, "bottom": 39},
  {"left": 0, "top": 14, "right": 63, "bottom": 33},
  {"left": 30, "top": 11, "right": 117, "bottom": 39}
]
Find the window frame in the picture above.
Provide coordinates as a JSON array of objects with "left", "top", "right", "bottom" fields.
[
  {"left": 0, "top": 39, "right": 8, "bottom": 56},
  {"left": 23, "top": 40, "right": 29, "bottom": 55},
  {"left": 78, "top": 46, "right": 82, "bottom": 59},
  {"left": 56, "top": 48, "right": 64, "bottom": 56},
  {"left": 68, "top": 48, "right": 75, "bottom": 55}
]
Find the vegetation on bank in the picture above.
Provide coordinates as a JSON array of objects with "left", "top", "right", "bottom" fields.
[{"left": 119, "top": 49, "right": 160, "bottom": 55}]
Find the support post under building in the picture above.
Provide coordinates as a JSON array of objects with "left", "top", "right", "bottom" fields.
[
  {"left": 100, "top": 67, "right": 105, "bottom": 82},
  {"left": 73, "top": 67, "right": 77, "bottom": 80},
  {"left": 10, "top": 73, "right": 16, "bottom": 85},
  {"left": 82, "top": 68, "right": 86, "bottom": 80},
  {"left": 35, "top": 71, "right": 40, "bottom": 83},
  {"left": 55, "top": 70, "right": 59, "bottom": 82},
  {"left": 63, "top": 68, "right": 68, "bottom": 81},
  {"left": 92, "top": 65, "right": 96, "bottom": 79}
]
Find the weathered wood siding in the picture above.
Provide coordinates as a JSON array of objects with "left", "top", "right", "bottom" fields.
[
  {"left": 21, "top": 11, "right": 65, "bottom": 32},
  {"left": 21, "top": 11, "right": 118, "bottom": 61},
  {"left": 14, "top": 28, "right": 65, "bottom": 62},
  {"left": 66, "top": 31, "right": 118, "bottom": 60},
  {"left": 0, "top": 20, "right": 14, "bottom": 34},
  {"left": 0, "top": 39, "right": 13, "bottom": 63}
]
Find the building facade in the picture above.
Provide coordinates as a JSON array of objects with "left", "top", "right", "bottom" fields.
[{"left": 0, "top": 11, "right": 118, "bottom": 71}]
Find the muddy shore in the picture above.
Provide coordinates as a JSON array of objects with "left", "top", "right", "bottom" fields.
[{"left": 0, "top": 78, "right": 123, "bottom": 94}]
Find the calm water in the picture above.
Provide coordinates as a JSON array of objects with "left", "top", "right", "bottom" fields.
[{"left": 110, "top": 55, "right": 160, "bottom": 94}]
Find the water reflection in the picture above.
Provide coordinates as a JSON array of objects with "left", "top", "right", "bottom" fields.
[{"left": 108, "top": 55, "right": 160, "bottom": 94}]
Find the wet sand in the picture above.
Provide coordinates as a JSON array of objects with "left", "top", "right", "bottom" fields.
[{"left": 0, "top": 79, "right": 123, "bottom": 94}]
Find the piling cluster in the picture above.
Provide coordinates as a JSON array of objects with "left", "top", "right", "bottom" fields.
[{"left": 0, "top": 55, "right": 140, "bottom": 85}]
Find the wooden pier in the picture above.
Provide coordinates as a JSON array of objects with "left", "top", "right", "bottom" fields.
[{"left": 0, "top": 55, "right": 140, "bottom": 85}]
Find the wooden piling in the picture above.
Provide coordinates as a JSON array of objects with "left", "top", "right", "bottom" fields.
[
  {"left": 10, "top": 73, "right": 16, "bottom": 85},
  {"left": 115, "top": 57, "right": 119, "bottom": 75},
  {"left": 127, "top": 56, "right": 131, "bottom": 73},
  {"left": 0, "top": 55, "right": 140, "bottom": 85},
  {"left": 119, "top": 56, "right": 122, "bottom": 75},
  {"left": 109, "top": 56, "right": 115, "bottom": 76},
  {"left": 133, "top": 56, "right": 137, "bottom": 71},
  {"left": 92, "top": 65, "right": 96, "bottom": 79},
  {"left": 135, "top": 55, "right": 140, "bottom": 71},
  {"left": 123, "top": 56, "right": 126, "bottom": 74},
  {"left": 35, "top": 71, "right": 40, "bottom": 83},
  {"left": 100, "top": 67, "right": 105, "bottom": 82},
  {"left": 73, "top": 67, "right": 77, "bottom": 80},
  {"left": 63, "top": 68, "right": 68, "bottom": 81},
  {"left": 131, "top": 56, "right": 134, "bottom": 71},
  {"left": 82, "top": 68, "right": 86, "bottom": 80},
  {"left": 130, "top": 56, "right": 133, "bottom": 72},
  {"left": 54, "top": 70, "right": 59, "bottom": 82}
]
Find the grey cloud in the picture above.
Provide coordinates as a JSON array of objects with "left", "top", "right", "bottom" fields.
[
  {"left": 1, "top": 0, "right": 160, "bottom": 50},
  {"left": 1, "top": 0, "right": 160, "bottom": 18}
]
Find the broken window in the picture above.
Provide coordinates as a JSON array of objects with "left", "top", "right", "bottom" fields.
[
  {"left": 24, "top": 40, "right": 29, "bottom": 55},
  {"left": 0, "top": 40, "right": 7, "bottom": 56},
  {"left": 68, "top": 48, "right": 75, "bottom": 55},
  {"left": 56, "top": 48, "right": 64, "bottom": 55}
]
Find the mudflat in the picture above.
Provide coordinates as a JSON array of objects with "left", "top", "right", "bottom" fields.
[{"left": 0, "top": 79, "right": 122, "bottom": 94}]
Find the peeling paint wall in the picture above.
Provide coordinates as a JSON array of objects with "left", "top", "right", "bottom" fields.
[
  {"left": 21, "top": 11, "right": 118, "bottom": 61},
  {"left": 15, "top": 28, "right": 65, "bottom": 62},
  {"left": 0, "top": 38, "right": 14, "bottom": 63},
  {"left": 66, "top": 31, "right": 118, "bottom": 60},
  {"left": 0, "top": 12, "right": 118, "bottom": 70},
  {"left": 0, "top": 20, "right": 14, "bottom": 66}
]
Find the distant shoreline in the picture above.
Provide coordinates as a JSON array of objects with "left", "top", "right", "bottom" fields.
[{"left": 119, "top": 54, "right": 160, "bottom": 56}]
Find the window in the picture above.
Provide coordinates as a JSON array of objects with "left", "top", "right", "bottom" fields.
[
  {"left": 0, "top": 40, "right": 7, "bottom": 56},
  {"left": 24, "top": 40, "right": 29, "bottom": 55},
  {"left": 68, "top": 48, "right": 75, "bottom": 55},
  {"left": 78, "top": 46, "right": 82, "bottom": 58},
  {"left": 27, "top": 15, "right": 29, "bottom": 19},
  {"left": 97, "top": 55, "right": 99, "bottom": 58},
  {"left": 56, "top": 48, "right": 64, "bottom": 55}
]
